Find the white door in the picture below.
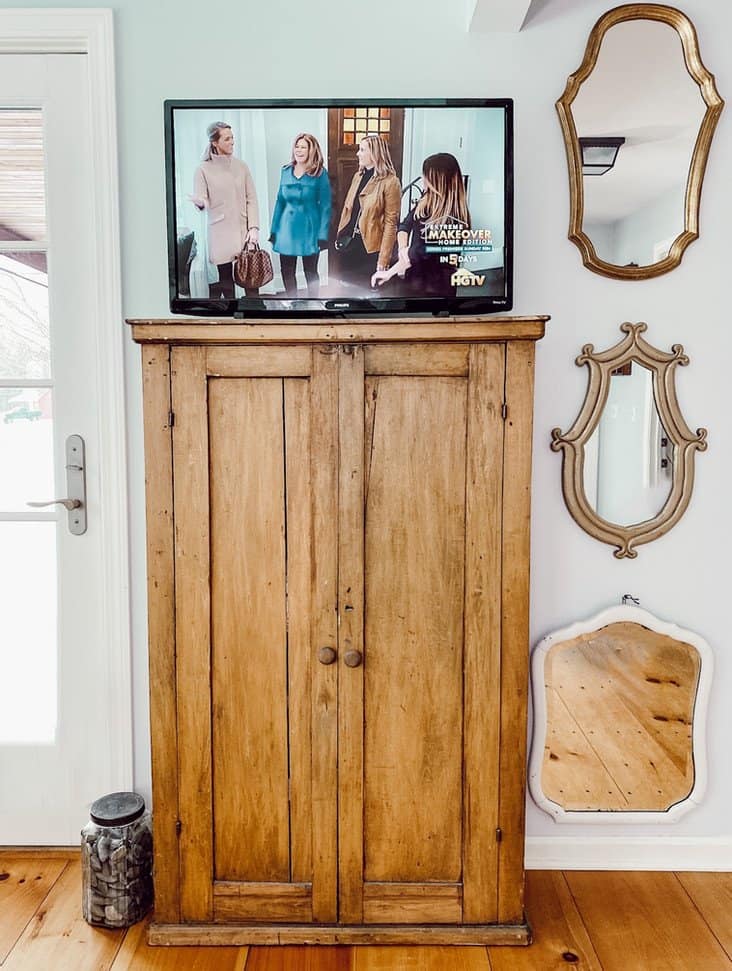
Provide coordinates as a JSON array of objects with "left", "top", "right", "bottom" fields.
[{"left": 0, "top": 53, "right": 129, "bottom": 844}]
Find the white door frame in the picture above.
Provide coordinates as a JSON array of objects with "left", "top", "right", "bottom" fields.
[{"left": 0, "top": 10, "right": 131, "bottom": 796}]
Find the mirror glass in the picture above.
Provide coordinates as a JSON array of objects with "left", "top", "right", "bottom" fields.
[
  {"left": 573, "top": 19, "right": 705, "bottom": 269},
  {"left": 541, "top": 621, "right": 700, "bottom": 812},
  {"left": 583, "top": 361, "right": 674, "bottom": 525}
]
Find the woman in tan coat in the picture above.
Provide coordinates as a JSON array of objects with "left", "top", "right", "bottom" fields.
[
  {"left": 191, "top": 121, "right": 260, "bottom": 298},
  {"left": 335, "top": 134, "right": 401, "bottom": 293}
]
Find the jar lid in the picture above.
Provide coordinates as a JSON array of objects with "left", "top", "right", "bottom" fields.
[{"left": 90, "top": 791, "right": 145, "bottom": 827}]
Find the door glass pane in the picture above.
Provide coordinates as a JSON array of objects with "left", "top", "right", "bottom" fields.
[
  {"left": 0, "top": 522, "right": 57, "bottom": 743},
  {"left": 0, "top": 109, "right": 46, "bottom": 241},
  {"left": 0, "top": 251, "right": 50, "bottom": 378},
  {"left": 0, "top": 387, "right": 53, "bottom": 510}
]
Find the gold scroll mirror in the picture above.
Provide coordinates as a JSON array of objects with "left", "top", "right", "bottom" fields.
[
  {"left": 529, "top": 605, "right": 712, "bottom": 821},
  {"left": 557, "top": 4, "right": 723, "bottom": 279},
  {"left": 551, "top": 323, "right": 707, "bottom": 558}
]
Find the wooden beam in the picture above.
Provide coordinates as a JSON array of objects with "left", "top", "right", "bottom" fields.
[{"left": 466, "top": 0, "right": 533, "bottom": 33}]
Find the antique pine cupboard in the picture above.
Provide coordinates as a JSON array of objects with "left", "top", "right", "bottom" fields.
[{"left": 129, "top": 316, "right": 547, "bottom": 946}]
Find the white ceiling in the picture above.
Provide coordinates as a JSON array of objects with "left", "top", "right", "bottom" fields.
[{"left": 466, "top": 0, "right": 534, "bottom": 33}]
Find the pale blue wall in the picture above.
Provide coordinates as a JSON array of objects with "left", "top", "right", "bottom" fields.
[{"left": 4, "top": 0, "right": 730, "bottom": 853}]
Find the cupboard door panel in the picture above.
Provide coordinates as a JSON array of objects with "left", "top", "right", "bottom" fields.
[
  {"left": 172, "top": 346, "right": 213, "bottom": 922},
  {"left": 337, "top": 346, "right": 366, "bottom": 924},
  {"left": 463, "top": 343, "right": 505, "bottom": 922},
  {"left": 363, "top": 375, "right": 467, "bottom": 884},
  {"left": 285, "top": 379, "right": 314, "bottom": 885},
  {"left": 362, "top": 884, "right": 462, "bottom": 924},
  {"left": 310, "top": 347, "right": 340, "bottom": 923},
  {"left": 209, "top": 377, "right": 290, "bottom": 883},
  {"left": 174, "top": 346, "right": 338, "bottom": 924}
]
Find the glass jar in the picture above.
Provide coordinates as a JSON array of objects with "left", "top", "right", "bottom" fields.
[{"left": 81, "top": 791, "right": 153, "bottom": 928}]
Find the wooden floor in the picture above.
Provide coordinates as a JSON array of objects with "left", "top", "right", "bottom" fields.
[{"left": 1, "top": 852, "right": 730, "bottom": 969}]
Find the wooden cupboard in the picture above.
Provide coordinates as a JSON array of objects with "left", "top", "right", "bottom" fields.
[{"left": 129, "top": 317, "right": 546, "bottom": 946}]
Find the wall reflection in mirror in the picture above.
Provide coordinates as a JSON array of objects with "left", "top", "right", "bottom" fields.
[
  {"left": 583, "top": 361, "right": 673, "bottom": 526},
  {"left": 575, "top": 19, "right": 703, "bottom": 269},
  {"left": 557, "top": 6, "right": 724, "bottom": 279},
  {"left": 529, "top": 606, "right": 713, "bottom": 821}
]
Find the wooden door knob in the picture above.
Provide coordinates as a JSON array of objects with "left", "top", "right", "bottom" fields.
[
  {"left": 318, "top": 646, "right": 337, "bottom": 665},
  {"left": 344, "top": 650, "right": 363, "bottom": 668}
]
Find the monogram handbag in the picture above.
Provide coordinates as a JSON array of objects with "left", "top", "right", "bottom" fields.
[{"left": 233, "top": 243, "right": 274, "bottom": 289}]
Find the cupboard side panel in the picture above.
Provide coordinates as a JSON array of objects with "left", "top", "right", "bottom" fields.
[
  {"left": 364, "top": 375, "right": 467, "bottom": 883},
  {"left": 209, "top": 378, "right": 290, "bottom": 883},
  {"left": 498, "top": 340, "right": 535, "bottom": 923},
  {"left": 141, "top": 344, "right": 179, "bottom": 923},
  {"left": 463, "top": 343, "right": 505, "bottom": 923},
  {"left": 171, "top": 346, "right": 213, "bottom": 921}
]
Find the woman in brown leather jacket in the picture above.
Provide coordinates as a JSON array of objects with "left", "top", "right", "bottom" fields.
[{"left": 335, "top": 135, "right": 401, "bottom": 293}]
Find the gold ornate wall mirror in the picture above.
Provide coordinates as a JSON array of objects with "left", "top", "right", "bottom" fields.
[
  {"left": 557, "top": 4, "right": 723, "bottom": 279},
  {"left": 529, "top": 603, "right": 713, "bottom": 822},
  {"left": 551, "top": 323, "right": 706, "bottom": 558}
]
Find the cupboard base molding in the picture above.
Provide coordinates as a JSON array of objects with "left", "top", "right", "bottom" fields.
[{"left": 148, "top": 921, "right": 531, "bottom": 947}]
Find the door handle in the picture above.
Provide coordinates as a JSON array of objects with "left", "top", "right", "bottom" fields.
[
  {"left": 27, "top": 434, "right": 87, "bottom": 535},
  {"left": 28, "top": 498, "right": 81, "bottom": 510}
]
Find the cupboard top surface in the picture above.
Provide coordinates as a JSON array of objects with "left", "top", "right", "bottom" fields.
[{"left": 127, "top": 315, "right": 548, "bottom": 345}]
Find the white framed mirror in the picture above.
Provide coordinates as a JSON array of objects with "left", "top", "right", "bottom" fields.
[{"left": 529, "top": 604, "right": 713, "bottom": 823}]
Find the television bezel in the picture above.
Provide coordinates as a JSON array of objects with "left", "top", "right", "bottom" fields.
[{"left": 164, "top": 97, "right": 514, "bottom": 318}]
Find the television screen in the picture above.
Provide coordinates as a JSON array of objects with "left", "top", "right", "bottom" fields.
[{"left": 164, "top": 99, "right": 513, "bottom": 317}]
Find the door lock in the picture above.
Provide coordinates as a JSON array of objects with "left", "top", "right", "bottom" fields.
[{"left": 28, "top": 434, "right": 87, "bottom": 535}]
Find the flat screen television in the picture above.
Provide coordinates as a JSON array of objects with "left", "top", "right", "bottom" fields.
[{"left": 164, "top": 98, "right": 513, "bottom": 317}]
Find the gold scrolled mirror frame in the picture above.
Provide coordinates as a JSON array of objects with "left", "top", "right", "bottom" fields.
[
  {"left": 551, "top": 323, "right": 707, "bottom": 558},
  {"left": 556, "top": 4, "right": 724, "bottom": 280}
]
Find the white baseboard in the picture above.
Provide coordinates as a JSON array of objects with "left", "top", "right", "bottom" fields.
[{"left": 525, "top": 836, "right": 732, "bottom": 871}]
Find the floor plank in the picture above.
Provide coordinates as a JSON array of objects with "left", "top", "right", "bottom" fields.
[
  {"left": 2, "top": 862, "right": 731, "bottom": 970},
  {"left": 488, "top": 871, "right": 602, "bottom": 970},
  {"left": 245, "top": 946, "right": 352, "bottom": 970},
  {"left": 111, "top": 918, "right": 248, "bottom": 970},
  {"left": 565, "top": 871, "right": 732, "bottom": 970},
  {"left": 0, "top": 848, "right": 77, "bottom": 860},
  {"left": 0, "top": 855, "right": 68, "bottom": 963},
  {"left": 676, "top": 872, "right": 732, "bottom": 961},
  {"left": 2, "top": 858, "right": 124, "bottom": 971},
  {"left": 352, "top": 946, "right": 491, "bottom": 970}
]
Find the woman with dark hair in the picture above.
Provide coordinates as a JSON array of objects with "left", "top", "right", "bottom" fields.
[
  {"left": 191, "top": 121, "right": 260, "bottom": 299},
  {"left": 371, "top": 152, "right": 470, "bottom": 297},
  {"left": 335, "top": 134, "right": 401, "bottom": 292},
  {"left": 269, "top": 133, "right": 331, "bottom": 296}
]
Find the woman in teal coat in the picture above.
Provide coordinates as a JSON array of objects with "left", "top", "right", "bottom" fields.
[{"left": 269, "top": 133, "right": 331, "bottom": 296}]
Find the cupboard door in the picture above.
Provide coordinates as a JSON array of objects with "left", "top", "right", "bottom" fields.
[
  {"left": 338, "top": 343, "right": 507, "bottom": 925},
  {"left": 171, "top": 345, "right": 339, "bottom": 924}
]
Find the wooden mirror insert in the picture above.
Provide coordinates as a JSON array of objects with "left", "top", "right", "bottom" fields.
[
  {"left": 529, "top": 604, "right": 713, "bottom": 822},
  {"left": 551, "top": 323, "right": 707, "bottom": 558},
  {"left": 557, "top": 4, "right": 723, "bottom": 280}
]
